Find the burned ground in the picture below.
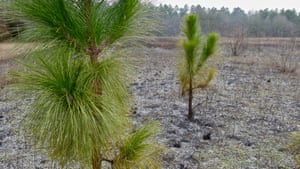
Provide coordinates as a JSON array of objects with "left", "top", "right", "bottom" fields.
[{"left": 0, "top": 41, "right": 299, "bottom": 168}]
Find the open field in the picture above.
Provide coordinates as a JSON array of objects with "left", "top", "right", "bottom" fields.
[
  {"left": 144, "top": 37, "right": 300, "bottom": 49},
  {"left": 0, "top": 38, "right": 300, "bottom": 168}
]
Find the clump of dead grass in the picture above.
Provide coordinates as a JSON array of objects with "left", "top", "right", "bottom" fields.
[{"left": 287, "top": 132, "right": 300, "bottom": 168}]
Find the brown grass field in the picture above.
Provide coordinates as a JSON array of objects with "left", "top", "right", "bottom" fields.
[{"left": 144, "top": 37, "right": 300, "bottom": 49}]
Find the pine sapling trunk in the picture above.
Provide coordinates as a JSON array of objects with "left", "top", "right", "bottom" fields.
[
  {"left": 87, "top": 31, "right": 110, "bottom": 169},
  {"left": 188, "top": 78, "right": 194, "bottom": 121},
  {"left": 92, "top": 148, "right": 102, "bottom": 169},
  {"left": 88, "top": 46, "right": 103, "bottom": 169}
]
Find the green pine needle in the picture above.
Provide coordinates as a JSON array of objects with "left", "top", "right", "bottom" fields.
[
  {"left": 179, "top": 14, "right": 219, "bottom": 94},
  {"left": 114, "top": 122, "right": 164, "bottom": 169}
]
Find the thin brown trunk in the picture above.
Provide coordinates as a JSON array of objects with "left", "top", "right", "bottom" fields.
[
  {"left": 89, "top": 48, "right": 102, "bottom": 169},
  {"left": 92, "top": 148, "right": 101, "bottom": 169},
  {"left": 88, "top": 40, "right": 110, "bottom": 168},
  {"left": 91, "top": 81, "right": 102, "bottom": 168},
  {"left": 91, "top": 53, "right": 98, "bottom": 64},
  {"left": 89, "top": 47, "right": 102, "bottom": 95},
  {"left": 88, "top": 39, "right": 110, "bottom": 64},
  {"left": 82, "top": 1, "right": 106, "bottom": 168},
  {"left": 187, "top": 78, "right": 193, "bottom": 121}
]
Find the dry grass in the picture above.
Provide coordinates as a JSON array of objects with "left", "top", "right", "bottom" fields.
[
  {"left": 0, "top": 37, "right": 299, "bottom": 88},
  {"left": 221, "top": 37, "right": 300, "bottom": 46},
  {"left": 142, "top": 36, "right": 178, "bottom": 49},
  {"left": 143, "top": 37, "right": 300, "bottom": 49},
  {"left": 0, "top": 43, "right": 18, "bottom": 60},
  {"left": 0, "top": 43, "right": 23, "bottom": 87}
]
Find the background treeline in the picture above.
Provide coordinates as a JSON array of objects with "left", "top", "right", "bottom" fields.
[
  {"left": 1, "top": 1, "right": 300, "bottom": 39},
  {"left": 150, "top": 4, "right": 300, "bottom": 37}
]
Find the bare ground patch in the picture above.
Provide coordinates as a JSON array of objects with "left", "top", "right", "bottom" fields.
[
  {"left": 130, "top": 47, "right": 299, "bottom": 168},
  {"left": 0, "top": 43, "right": 18, "bottom": 87}
]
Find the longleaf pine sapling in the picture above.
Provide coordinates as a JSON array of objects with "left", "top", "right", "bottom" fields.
[
  {"left": 11, "top": 0, "right": 163, "bottom": 168},
  {"left": 179, "top": 14, "right": 218, "bottom": 121}
]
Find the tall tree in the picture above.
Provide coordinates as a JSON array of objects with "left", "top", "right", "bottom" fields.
[
  {"left": 12, "top": 0, "right": 162, "bottom": 168},
  {"left": 179, "top": 14, "right": 218, "bottom": 121}
]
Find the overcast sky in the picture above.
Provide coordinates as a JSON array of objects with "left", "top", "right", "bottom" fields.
[{"left": 153, "top": 0, "right": 300, "bottom": 12}]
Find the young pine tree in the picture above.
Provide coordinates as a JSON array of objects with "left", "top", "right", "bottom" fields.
[
  {"left": 11, "top": 0, "right": 163, "bottom": 168},
  {"left": 179, "top": 14, "right": 218, "bottom": 121}
]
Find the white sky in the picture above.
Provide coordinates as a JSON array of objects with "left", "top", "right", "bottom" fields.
[{"left": 153, "top": 0, "right": 300, "bottom": 12}]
